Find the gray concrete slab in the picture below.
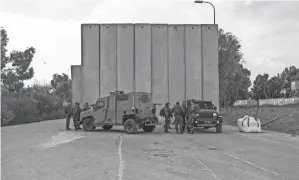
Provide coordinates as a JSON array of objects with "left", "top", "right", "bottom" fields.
[
  {"left": 71, "top": 65, "right": 82, "bottom": 105},
  {"left": 100, "top": 24, "right": 117, "bottom": 97}
]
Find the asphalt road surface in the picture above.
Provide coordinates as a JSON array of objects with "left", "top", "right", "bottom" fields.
[{"left": 2, "top": 119, "right": 299, "bottom": 180}]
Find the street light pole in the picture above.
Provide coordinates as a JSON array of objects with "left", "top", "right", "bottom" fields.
[{"left": 194, "top": 0, "right": 216, "bottom": 24}]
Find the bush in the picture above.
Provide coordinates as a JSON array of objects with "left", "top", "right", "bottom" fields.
[{"left": 1, "top": 85, "right": 67, "bottom": 126}]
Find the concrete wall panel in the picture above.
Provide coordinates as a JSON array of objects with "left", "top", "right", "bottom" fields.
[
  {"left": 81, "top": 24, "right": 100, "bottom": 104},
  {"left": 134, "top": 24, "right": 151, "bottom": 93},
  {"left": 151, "top": 24, "right": 169, "bottom": 104},
  {"left": 117, "top": 24, "right": 134, "bottom": 93},
  {"left": 185, "top": 25, "right": 202, "bottom": 100},
  {"left": 168, "top": 25, "right": 185, "bottom": 104},
  {"left": 71, "top": 65, "right": 82, "bottom": 105},
  {"left": 100, "top": 24, "right": 117, "bottom": 97},
  {"left": 202, "top": 24, "right": 219, "bottom": 109}
]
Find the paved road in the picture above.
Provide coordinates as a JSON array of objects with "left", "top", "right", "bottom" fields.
[{"left": 1, "top": 119, "right": 299, "bottom": 180}]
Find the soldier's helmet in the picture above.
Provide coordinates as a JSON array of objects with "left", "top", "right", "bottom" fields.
[{"left": 165, "top": 102, "right": 170, "bottom": 106}]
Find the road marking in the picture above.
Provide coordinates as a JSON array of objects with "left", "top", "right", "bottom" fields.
[
  {"left": 192, "top": 155, "right": 221, "bottom": 180},
  {"left": 116, "top": 134, "right": 125, "bottom": 180},
  {"left": 37, "top": 131, "right": 85, "bottom": 149},
  {"left": 238, "top": 134, "right": 284, "bottom": 144},
  {"left": 191, "top": 138, "right": 286, "bottom": 180}
]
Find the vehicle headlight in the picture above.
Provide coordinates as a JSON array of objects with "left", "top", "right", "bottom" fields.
[{"left": 213, "top": 113, "right": 217, "bottom": 118}]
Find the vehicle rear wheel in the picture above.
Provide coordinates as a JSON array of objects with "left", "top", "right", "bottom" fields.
[
  {"left": 124, "top": 119, "right": 137, "bottom": 134},
  {"left": 83, "top": 117, "right": 96, "bottom": 132},
  {"left": 143, "top": 125, "right": 156, "bottom": 132},
  {"left": 102, "top": 125, "right": 113, "bottom": 130},
  {"left": 216, "top": 123, "right": 222, "bottom": 133}
]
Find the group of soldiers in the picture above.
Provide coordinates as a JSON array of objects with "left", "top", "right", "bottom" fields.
[
  {"left": 159, "top": 99, "right": 200, "bottom": 134},
  {"left": 63, "top": 101, "right": 91, "bottom": 131}
]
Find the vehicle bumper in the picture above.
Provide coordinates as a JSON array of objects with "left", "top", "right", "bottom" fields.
[
  {"left": 137, "top": 116, "right": 158, "bottom": 126},
  {"left": 193, "top": 118, "right": 223, "bottom": 127}
]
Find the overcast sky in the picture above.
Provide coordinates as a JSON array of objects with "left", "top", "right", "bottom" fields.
[{"left": 1, "top": 0, "right": 299, "bottom": 85}]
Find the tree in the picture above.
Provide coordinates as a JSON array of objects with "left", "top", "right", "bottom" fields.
[
  {"left": 50, "top": 73, "right": 72, "bottom": 102},
  {"left": 251, "top": 73, "right": 269, "bottom": 100},
  {"left": 218, "top": 28, "right": 252, "bottom": 106},
  {"left": 266, "top": 75, "right": 284, "bottom": 98},
  {"left": 280, "top": 66, "right": 299, "bottom": 97},
  {"left": 1, "top": 27, "right": 35, "bottom": 92}
]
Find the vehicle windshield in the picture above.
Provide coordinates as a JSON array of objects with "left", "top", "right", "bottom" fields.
[{"left": 194, "top": 102, "right": 214, "bottom": 109}]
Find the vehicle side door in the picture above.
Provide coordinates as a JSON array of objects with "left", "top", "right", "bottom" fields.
[{"left": 93, "top": 98, "right": 108, "bottom": 124}]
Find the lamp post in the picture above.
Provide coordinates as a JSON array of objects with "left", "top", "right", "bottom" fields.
[{"left": 194, "top": 0, "right": 216, "bottom": 24}]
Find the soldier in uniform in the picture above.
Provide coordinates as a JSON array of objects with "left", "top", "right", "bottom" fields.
[
  {"left": 173, "top": 102, "right": 184, "bottom": 134},
  {"left": 64, "top": 102, "right": 72, "bottom": 130},
  {"left": 181, "top": 101, "right": 187, "bottom": 132},
  {"left": 185, "top": 100, "right": 197, "bottom": 134},
  {"left": 72, "top": 102, "right": 82, "bottom": 131},
  {"left": 160, "top": 103, "right": 172, "bottom": 133}
]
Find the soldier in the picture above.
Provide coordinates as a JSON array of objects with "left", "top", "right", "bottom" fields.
[
  {"left": 185, "top": 100, "right": 197, "bottom": 134},
  {"left": 64, "top": 102, "right": 72, "bottom": 130},
  {"left": 83, "top": 102, "right": 90, "bottom": 111},
  {"left": 72, "top": 102, "right": 82, "bottom": 131},
  {"left": 181, "top": 101, "right": 187, "bottom": 132},
  {"left": 173, "top": 102, "right": 184, "bottom": 134},
  {"left": 160, "top": 103, "right": 172, "bottom": 133}
]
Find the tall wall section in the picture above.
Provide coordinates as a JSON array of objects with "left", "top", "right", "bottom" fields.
[{"left": 71, "top": 23, "right": 219, "bottom": 111}]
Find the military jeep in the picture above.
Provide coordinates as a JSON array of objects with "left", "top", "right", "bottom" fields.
[
  {"left": 192, "top": 100, "right": 223, "bottom": 133},
  {"left": 79, "top": 90, "right": 158, "bottom": 134}
]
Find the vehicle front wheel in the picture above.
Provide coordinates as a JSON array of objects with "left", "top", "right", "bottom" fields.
[
  {"left": 124, "top": 119, "right": 137, "bottom": 134},
  {"left": 143, "top": 125, "right": 156, "bottom": 132},
  {"left": 102, "top": 125, "right": 113, "bottom": 130},
  {"left": 216, "top": 123, "right": 222, "bottom": 133},
  {"left": 83, "top": 117, "right": 96, "bottom": 132}
]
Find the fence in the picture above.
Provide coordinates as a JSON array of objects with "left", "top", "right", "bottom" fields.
[{"left": 233, "top": 97, "right": 299, "bottom": 107}]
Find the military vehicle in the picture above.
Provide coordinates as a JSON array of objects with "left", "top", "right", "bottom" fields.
[
  {"left": 79, "top": 90, "right": 158, "bottom": 134},
  {"left": 191, "top": 100, "right": 223, "bottom": 133}
]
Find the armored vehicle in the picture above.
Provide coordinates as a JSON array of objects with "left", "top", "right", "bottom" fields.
[
  {"left": 192, "top": 100, "right": 223, "bottom": 133},
  {"left": 79, "top": 90, "right": 158, "bottom": 134}
]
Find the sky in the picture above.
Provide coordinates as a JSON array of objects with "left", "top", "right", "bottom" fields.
[{"left": 0, "top": 0, "right": 299, "bottom": 86}]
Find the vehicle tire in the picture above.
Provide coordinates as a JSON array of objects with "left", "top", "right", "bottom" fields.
[
  {"left": 124, "top": 119, "right": 137, "bottom": 134},
  {"left": 83, "top": 117, "right": 96, "bottom": 132},
  {"left": 204, "top": 127, "right": 209, "bottom": 129},
  {"left": 102, "top": 125, "right": 113, "bottom": 130},
  {"left": 216, "top": 123, "right": 222, "bottom": 133},
  {"left": 143, "top": 125, "right": 156, "bottom": 133}
]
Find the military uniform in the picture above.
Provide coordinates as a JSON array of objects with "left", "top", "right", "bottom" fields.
[
  {"left": 64, "top": 103, "right": 72, "bottom": 130},
  {"left": 72, "top": 103, "right": 82, "bottom": 131},
  {"left": 181, "top": 101, "right": 187, "bottom": 132},
  {"left": 173, "top": 103, "right": 184, "bottom": 134},
  {"left": 185, "top": 101, "right": 198, "bottom": 134},
  {"left": 160, "top": 103, "right": 172, "bottom": 133}
]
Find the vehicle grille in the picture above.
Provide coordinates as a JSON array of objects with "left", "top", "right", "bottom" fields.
[{"left": 198, "top": 112, "right": 213, "bottom": 118}]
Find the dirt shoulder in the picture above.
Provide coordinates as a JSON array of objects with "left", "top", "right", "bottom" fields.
[{"left": 222, "top": 105, "right": 299, "bottom": 136}]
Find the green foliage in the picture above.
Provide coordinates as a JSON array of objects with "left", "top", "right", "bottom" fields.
[
  {"left": 50, "top": 73, "right": 72, "bottom": 102},
  {"left": 218, "top": 28, "right": 252, "bottom": 106},
  {"left": 1, "top": 27, "right": 66, "bottom": 126},
  {"left": 251, "top": 66, "right": 299, "bottom": 100},
  {"left": 1, "top": 27, "right": 35, "bottom": 92}
]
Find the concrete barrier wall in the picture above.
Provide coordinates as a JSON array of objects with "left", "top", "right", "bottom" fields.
[
  {"left": 81, "top": 24, "right": 100, "bottom": 104},
  {"left": 135, "top": 24, "right": 151, "bottom": 93},
  {"left": 71, "top": 65, "right": 82, "bottom": 105},
  {"left": 100, "top": 24, "right": 117, "bottom": 97},
  {"left": 168, "top": 24, "right": 185, "bottom": 105},
  {"left": 202, "top": 25, "right": 219, "bottom": 110},
  {"left": 74, "top": 23, "right": 219, "bottom": 108},
  {"left": 151, "top": 24, "right": 169, "bottom": 104},
  {"left": 185, "top": 24, "right": 202, "bottom": 100}
]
